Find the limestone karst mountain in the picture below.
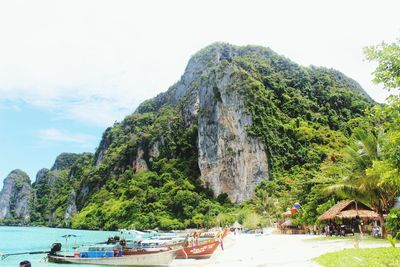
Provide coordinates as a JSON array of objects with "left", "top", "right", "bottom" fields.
[
  {"left": 0, "top": 43, "right": 373, "bottom": 229},
  {"left": 0, "top": 170, "right": 31, "bottom": 223}
]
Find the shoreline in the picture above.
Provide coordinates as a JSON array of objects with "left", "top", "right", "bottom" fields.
[{"left": 0, "top": 226, "right": 390, "bottom": 267}]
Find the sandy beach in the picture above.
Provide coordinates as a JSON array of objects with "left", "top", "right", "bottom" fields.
[{"left": 172, "top": 233, "right": 389, "bottom": 267}]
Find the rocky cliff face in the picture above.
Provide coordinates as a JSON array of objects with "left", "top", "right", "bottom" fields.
[
  {"left": 64, "top": 190, "right": 77, "bottom": 224},
  {"left": 163, "top": 50, "right": 269, "bottom": 202},
  {"left": 31, "top": 153, "right": 85, "bottom": 226},
  {"left": 0, "top": 170, "right": 31, "bottom": 222},
  {"left": 195, "top": 65, "right": 269, "bottom": 202},
  {"left": 136, "top": 45, "right": 271, "bottom": 202}
]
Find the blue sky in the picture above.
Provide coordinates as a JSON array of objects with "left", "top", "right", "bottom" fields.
[
  {"left": 0, "top": 0, "right": 399, "bottom": 183},
  {"left": 0, "top": 99, "right": 104, "bottom": 181}
]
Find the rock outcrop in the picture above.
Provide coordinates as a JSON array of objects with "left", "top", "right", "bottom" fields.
[
  {"left": 195, "top": 66, "right": 269, "bottom": 202},
  {"left": 51, "top": 153, "right": 81, "bottom": 170},
  {"left": 35, "top": 168, "right": 49, "bottom": 184},
  {"left": 64, "top": 190, "right": 77, "bottom": 224},
  {"left": 147, "top": 44, "right": 270, "bottom": 202},
  {"left": 133, "top": 146, "right": 148, "bottom": 173},
  {"left": 0, "top": 170, "right": 31, "bottom": 222}
]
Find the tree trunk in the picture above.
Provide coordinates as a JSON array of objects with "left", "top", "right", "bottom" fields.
[{"left": 378, "top": 213, "right": 386, "bottom": 238}]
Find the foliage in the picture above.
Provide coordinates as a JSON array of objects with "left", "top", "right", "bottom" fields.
[
  {"left": 223, "top": 46, "right": 373, "bottom": 224},
  {"left": 320, "top": 38, "right": 400, "bottom": 235},
  {"left": 242, "top": 212, "right": 261, "bottom": 229},
  {"left": 387, "top": 234, "right": 399, "bottom": 248},
  {"left": 323, "top": 126, "right": 400, "bottom": 234},
  {"left": 68, "top": 106, "right": 232, "bottom": 230},
  {"left": 364, "top": 38, "right": 400, "bottom": 90},
  {"left": 314, "top": 247, "right": 400, "bottom": 267},
  {"left": 386, "top": 208, "right": 400, "bottom": 237}
]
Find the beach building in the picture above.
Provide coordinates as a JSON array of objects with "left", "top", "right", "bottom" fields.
[{"left": 318, "top": 200, "right": 380, "bottom": 235}]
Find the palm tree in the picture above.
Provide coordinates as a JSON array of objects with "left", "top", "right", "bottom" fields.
[
  {"left": 326, "top": 129, "right": 400, "bottom": 236},
  {"left": 254, "top": 189, "right": 279, "bottom": 226}
]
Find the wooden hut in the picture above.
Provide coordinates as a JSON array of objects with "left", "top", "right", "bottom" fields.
[
  {"left": 278, "top": 211, "right": 305, "bottom": 234},
  {"left": 319, "top": 200, "right": 379, "bottom": 235},
  {"left": 319, "top": 200, "right": 379, "bottom": 221}
]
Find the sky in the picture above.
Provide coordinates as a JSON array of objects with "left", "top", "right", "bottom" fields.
[{"left": 0, "top": 0, "right": 399, "bottom": 183}]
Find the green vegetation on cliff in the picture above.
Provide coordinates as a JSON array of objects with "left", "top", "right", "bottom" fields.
[
  {"left": 71, "top": 107, "right": 233, "bottom": 230},
  {"left": 208, "top": 44, "right": 373, "bottom": 223}
]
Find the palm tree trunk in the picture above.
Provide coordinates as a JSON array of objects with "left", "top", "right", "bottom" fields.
[{"left": 378, "top": 213, "right": 386, "bottom": 238}]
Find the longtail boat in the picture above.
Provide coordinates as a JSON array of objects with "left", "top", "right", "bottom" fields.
[
  {"left": 175, "top": 239, "right": 221, "bottom": 259},
  {"left": 47, "top": 242, "right": 180, "bottom": 266},
  {"left": 117, "top": 228, "right": 230, "bottom": 260},
  {"left": 175, "top": 228, "right": 229, "bottom": 259}
]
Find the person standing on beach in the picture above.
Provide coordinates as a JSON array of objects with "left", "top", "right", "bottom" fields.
[{"left": 216, "top": 230, "right": 224, "bottom": 250}]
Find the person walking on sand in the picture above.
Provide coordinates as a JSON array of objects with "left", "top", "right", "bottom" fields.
[
  {"left": 216, "top": 230, "right": 224, "bottom": 250},
  {"left": 194, "top": 231, "right": 200, "bottom": 246}
]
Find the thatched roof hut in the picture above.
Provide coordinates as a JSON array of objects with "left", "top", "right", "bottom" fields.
[{"left": 319, "top": 200, "right": 379, "bottom": 221}]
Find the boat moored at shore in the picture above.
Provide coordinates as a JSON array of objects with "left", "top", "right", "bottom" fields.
[{"left": 47, "top": 243, "right": 181, "bottom": 267}]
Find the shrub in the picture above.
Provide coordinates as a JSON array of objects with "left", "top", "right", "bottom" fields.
[{"left": 386, "top": 208, "right": 400, "bottom": 236}]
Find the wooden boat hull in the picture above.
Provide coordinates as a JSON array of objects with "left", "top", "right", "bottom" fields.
[
  {"left": 176, "top": 241, "right": 220, "bottom": 259},
  {"left": 123, "top": 247, "right": 172, "bottom": 256},
  {"left": 48, "top": 248, "right": 180, "bottom": 267}
]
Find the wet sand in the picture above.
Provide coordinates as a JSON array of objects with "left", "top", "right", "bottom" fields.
[{"left": 172, "top": 233, "right": 389, "bottom": 267}]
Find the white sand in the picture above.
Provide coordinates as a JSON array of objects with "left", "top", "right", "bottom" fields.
[{"left": 171, "top": 233, "right": 389, "bottom": 267}]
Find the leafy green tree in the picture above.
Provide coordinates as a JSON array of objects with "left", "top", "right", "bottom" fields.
[
  {"left": 192, "top": 213, "right": 205, "bottom": 228},
  {"left": 253, "top": 182, "right": 280, "bottom": 226},
  {"left": 326, "top": 128, "right": 400, "bottom": 235},
  {"left": 386, "top": 208, "right": 400, "bottom": 237},
  {"left": 242, "top": 211, "right": 261, "bottom": 229},
  {"left": 364, "top": 39, "right": 400, "bottom": 90}
]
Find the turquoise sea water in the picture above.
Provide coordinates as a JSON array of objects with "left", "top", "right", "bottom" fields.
[{"left": 0, "top": 226, "right": 117, "bottom": 267}]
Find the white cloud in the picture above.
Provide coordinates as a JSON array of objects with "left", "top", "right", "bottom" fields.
[
  {"left": 0, "top": 0, "right": 399, "bottom": 126},
  {"left": 37, "top": 128, "right": 96, "bottom": 144}
]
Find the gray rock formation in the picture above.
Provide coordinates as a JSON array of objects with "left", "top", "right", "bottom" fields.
[
  {"left": 145, "top": 44, "right": 270, "bottom": 202},
  {"left": 35, "top": 168, "right": 49, "bottom": 184},
  {"left": 149, "top": 140, "right": 161, "bottom": 163},
  {"left": 0, "top": 170, "right": 31, "bottom": 222},
  {"left": 133, "top": 146, "right": 148, "bottom": 173},
  {"left": 64, "top": 190, "right": 77, "bottom": 223},
  {"left": 196, "top": 66, "right": 269, "bottom": 202},
  {"left": 95, "top": 129, "right": 113, "bottom": 167}
]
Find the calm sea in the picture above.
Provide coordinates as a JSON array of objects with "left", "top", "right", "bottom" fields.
[{"left": 0, "top": 226, "right": 117, "bottom": 267}]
